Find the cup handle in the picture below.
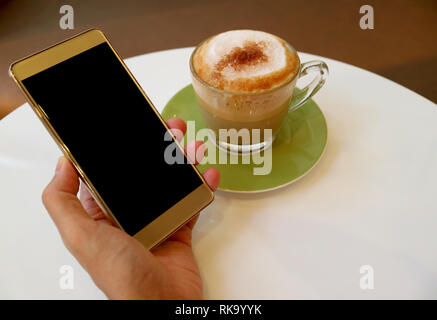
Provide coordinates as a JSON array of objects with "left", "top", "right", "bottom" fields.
[{"left": 289, "top": 60, "right": 329, "bottom": 112}]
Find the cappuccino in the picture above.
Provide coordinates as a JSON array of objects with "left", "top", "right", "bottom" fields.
[
  {"left": 190, "top": 30, "right": 302, "bottom": 153},
  {"left": 193, "top": 30, "right": 299, "bottom": 92}
]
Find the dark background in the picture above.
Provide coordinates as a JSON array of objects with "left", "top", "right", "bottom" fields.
[{"left": 1, "top": 0, "right": 436, "bottom": 119}]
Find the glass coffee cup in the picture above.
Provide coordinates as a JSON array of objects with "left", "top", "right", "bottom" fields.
[{"left": 190, "top": 30, "right": 328, "bottom": 154}]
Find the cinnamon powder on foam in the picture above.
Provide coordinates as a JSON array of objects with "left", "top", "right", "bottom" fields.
[{"left": 193, "top": 39, "right": 298, "bottom": 92}]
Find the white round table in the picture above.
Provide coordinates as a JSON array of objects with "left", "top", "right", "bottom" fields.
[{"left": 1, "top": 48, "right": 437, "bottom": 299}]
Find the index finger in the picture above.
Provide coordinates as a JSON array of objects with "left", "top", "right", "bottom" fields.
[{"left": 166, "top": 117, "right": 186, "bottom": 142}]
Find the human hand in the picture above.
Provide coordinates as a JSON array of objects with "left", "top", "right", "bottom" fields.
[{"left": 42, "top": 118, "right": 220, "bottom": 299}]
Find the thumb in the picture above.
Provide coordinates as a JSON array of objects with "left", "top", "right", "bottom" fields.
[{"left": 42, "top": 156, "right": 96, "bottom": 254}]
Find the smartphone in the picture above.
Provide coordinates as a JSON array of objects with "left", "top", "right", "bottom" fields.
[{"left": 9, "top": 29, "right": 214, "bottom": 249}]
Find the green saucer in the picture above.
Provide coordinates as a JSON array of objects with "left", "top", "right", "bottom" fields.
[{"left": 162, "top": 85, "right": 327, "bottom": 193}]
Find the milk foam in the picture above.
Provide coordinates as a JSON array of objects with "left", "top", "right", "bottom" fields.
[
  {"left": 193, "top": 30, "right": 298, "bottom": 92},
  {"left": 204, "top": 30, "right": 287, "bottom": 80}
]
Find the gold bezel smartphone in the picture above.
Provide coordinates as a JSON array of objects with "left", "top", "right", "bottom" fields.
[{"left": 9, "top": 29, "right": 214, "bottom": 249}]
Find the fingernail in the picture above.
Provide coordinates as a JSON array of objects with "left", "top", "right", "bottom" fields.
[{"left": 55, "top": 157, "right": 65, "bottom": 173}]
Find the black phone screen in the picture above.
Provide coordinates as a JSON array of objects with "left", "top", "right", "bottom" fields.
[{"left": 22, "top": 42, "right": 203, "bottom": 235}]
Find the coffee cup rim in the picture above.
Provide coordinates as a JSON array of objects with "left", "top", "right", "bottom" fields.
[{"left": 189, "top": 30, "right": 301, "bottom": 96}]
